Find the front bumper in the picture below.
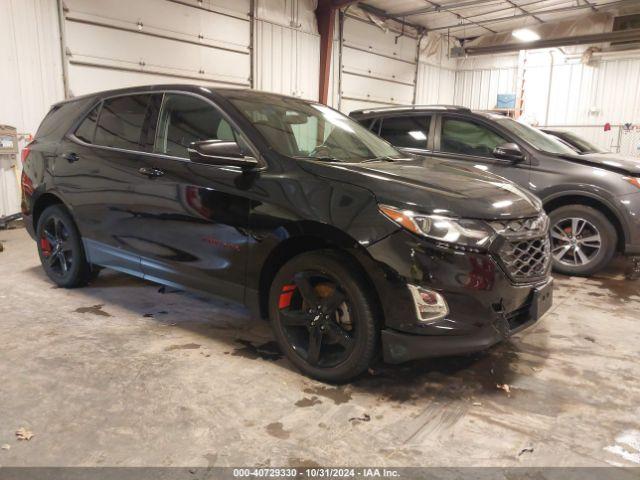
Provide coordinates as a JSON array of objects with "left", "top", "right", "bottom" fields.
[
  {"left": 381, "top": 278, "right": 552, "bottom": 363},
  {"left": 364, "top": 229, "right": 553, "bottom": 363},
  {"left": 617, "top": 192, "right": 640, "bottom": 255}
]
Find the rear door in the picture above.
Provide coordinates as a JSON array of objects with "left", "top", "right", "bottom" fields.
[
  {"left": 128, "top": 92, "right": 251, "bottom": 302},
  {"left": 378, "top": 114, "right": 434, "bottom": 155},
  {"left": 58, "top": 93, "right": 155, "bottom": 276},
  {"left": 432, "top": 114, "right": 531, "bottom": 188}
]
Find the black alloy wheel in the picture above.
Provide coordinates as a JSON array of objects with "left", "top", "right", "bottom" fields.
[
  {"left": 269, "top": 251, "right": 379, "bottom": 383},
  {"left": 37, "top": 205, "right": 94, "bottom": 288}
]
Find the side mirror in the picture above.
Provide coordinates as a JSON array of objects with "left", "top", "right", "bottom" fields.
[
  {"left": 188, "top": 139, "right": 258, "bottom": 169},
  {"left": 493, "top": 143, "right": 525, "bottom": 162}
]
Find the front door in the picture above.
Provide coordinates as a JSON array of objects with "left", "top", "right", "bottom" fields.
[{"left": 130, "top": 92, "right": 251, "bottom": 302}]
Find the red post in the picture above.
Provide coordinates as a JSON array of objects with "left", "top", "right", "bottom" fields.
[{"left": 317, "top": 0, "right": 335, "bottom": 105}]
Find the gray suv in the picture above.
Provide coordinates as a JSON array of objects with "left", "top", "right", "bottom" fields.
[{"left": 350, "top": 105, "right": 640, "bottom": 276}]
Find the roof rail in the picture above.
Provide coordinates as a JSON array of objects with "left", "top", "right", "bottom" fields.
[{"left": 349, "top": 104, "right": 471, "bottom": 116}]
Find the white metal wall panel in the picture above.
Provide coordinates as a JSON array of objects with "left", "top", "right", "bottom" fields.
[
  {"left": 544, "top": 58, "right": 640, "bottom": 126},
  {"left": 0, "top": 0, "right": 64, "bottom": 135},
  {"left": 0, "top": 0, "right": 64, "bottom": 218},
  {"left": 254, "top": 20, "right": 320, "bottom": 101},
  {"left": 340, "top": 16, "right": 417, "bottom": 113},
  {"left": 454, "top": 67, "right": 517, "bottom": 110},
  {"left": 63, "top": 0, "right": 251, "bottom": 96},
  {"left": 415, "top": 63, "right": 455, "bottom": 105}
]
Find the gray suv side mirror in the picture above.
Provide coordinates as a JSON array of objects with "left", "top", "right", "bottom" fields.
[
  {"left": 188, "top": 139, "right": 258, "bottom": 169},
  {"left": 493, "top": 143, "right": 525, "bottom": 162}
]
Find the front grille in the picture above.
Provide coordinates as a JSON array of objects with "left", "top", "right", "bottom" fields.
[
  {"left": 498, "top": 236, "right": 551, "bottom": 282},
  {"left": 491, "top": 214, "right": 551, "bottom": 283}
]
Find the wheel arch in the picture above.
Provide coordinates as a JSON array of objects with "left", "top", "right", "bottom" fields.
[
  {"left": 256, "top": 222, "right": 384, "bottom": 321},
  {"left": 32, "top": 192, "right": 69, "bottom": 231},
  {"left": 543, "top": 193, "right": 626, "bottom": 252}
]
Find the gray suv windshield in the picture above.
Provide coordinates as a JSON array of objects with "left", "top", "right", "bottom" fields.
[{"left": 491, "top": 116, "right": 576, "bottom": 156}]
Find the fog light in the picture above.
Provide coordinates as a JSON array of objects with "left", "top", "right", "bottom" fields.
[{"left": 408, "top": 284, "right": 449, "bottom": 322}]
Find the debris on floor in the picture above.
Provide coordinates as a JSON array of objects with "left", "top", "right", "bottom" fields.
[
  {"left": 15, "top": 427, "right": 34, "bottom": 441},
  {"left": 348, "top": 413, "right": 371, "bottom": 424},
  {"left": 518, "top": 446, "right": 534, "bottom": 456},
  {"left": 497, "top": 383, "right": 511, "bottom": 395},
  {"left": 1, "top": 444, "right": 10, "bottom": 450}
]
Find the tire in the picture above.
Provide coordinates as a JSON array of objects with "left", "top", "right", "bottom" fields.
[
  {"left": 36, "top": 205, "right": 93, "bottom": 288},
  {"left": 548, "top": 204, "right": 617, "bottom": 276},
  {"left": 268, "top": 250, "right": 380, "bottom": 383}
]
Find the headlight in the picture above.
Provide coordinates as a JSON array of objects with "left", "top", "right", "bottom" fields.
[{"left": 379, "top": 204, "right": 495, "bottom": 249}]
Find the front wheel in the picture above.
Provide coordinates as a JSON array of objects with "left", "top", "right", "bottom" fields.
[
  {"left": 269, "top": 250, "right": 380, "bottom": 383},
  {"left": 548, "top": 205, "right": 617, "bottom": 276}
]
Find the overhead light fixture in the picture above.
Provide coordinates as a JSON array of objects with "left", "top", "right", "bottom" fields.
[
  {"left": 408, "top": 130, "right": 427, "bottom": 140},
  {"left": 512, "top": 28, "right": 540, "bottom": 42}
]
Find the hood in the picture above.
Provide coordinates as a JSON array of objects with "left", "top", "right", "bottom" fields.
[
  {"left": 562, "top": 152, "right": 640, "bottom": 175},
  {"left": 303, "top": 156, "right": 541, "bottom": 220}
]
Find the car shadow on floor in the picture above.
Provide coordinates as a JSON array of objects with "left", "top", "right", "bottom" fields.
[{"left": 27, "top": 264, "right": 552, "bottom": 401}]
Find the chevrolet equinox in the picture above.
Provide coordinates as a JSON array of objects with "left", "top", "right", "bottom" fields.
[{"left": 21, "top": 86, "right": 553, "bottom": 382}]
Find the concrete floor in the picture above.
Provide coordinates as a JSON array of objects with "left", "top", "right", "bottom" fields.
[{"left": 1, "top": 226, "right": 639, "bottom": 468}]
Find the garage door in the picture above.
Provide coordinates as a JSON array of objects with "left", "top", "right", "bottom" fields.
[
  {"left": 340, "top": 14, "right": 417, "bottom": 114},
  {"left": 62, "top": 0, "right": 252, "bottom": 96}
]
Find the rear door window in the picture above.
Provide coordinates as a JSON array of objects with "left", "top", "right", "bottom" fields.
[
  {"left": 379, "top": 115, "right": 430, "bottom": 149},
  {"left": 74, "top": 104, "right": 100, "bottom": 143},
  {"left": 440, "top": 117, "right": 507, "bottom": 157},
  {"left": 154, "top": 93, "right": 238, "bottom": 159},
  {"left": 94, "top": 95, "right": 151, "bottom": 151}
]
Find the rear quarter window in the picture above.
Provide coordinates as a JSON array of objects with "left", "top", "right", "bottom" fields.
[
  {"left": 94, "top": 95, "right": 151, "bottom": 151},
  {"left": 74, "top": 104, "right": 101, "bottom": 143}
]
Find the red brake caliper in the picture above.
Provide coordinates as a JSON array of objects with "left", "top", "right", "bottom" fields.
[
  {"left": 278, "top": 284, "right": 296, "bottom": 309},
  {"left": 40, "top": 236, "right": 52, "bottom": 257}
]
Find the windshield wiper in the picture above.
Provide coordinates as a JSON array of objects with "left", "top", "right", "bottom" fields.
[
  {"left": 294, "top": 155, "right": 342, "bottom": 163},
  {"left": 360, "top": 156, "right": 398, "bottom": 164}
]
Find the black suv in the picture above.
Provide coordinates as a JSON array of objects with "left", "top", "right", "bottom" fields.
[
  {"left": 22, "top": 86, "right": 552, "bottom": 382},
  {"left": 350, "top": 106, "right": 640, "bottom": 276}
]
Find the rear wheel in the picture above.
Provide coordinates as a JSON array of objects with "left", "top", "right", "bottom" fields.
[
  {"left": 548, "top": 205, "right": 617, "bottom": 276},
  {"left": 36, "top": 205, "right": 94, "bottom": 288},
  {"left": 269, "top": 251, "right": 379, "bottom": 383}
]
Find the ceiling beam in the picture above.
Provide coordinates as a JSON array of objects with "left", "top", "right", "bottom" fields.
[
  {"left": 464, "top": 28, "right": 640, "bottom": 55},
  {"left": 427, "top": 0, "right": 639, "bottom": 34},
  {"left": 389, "top": 0, "right": 499, "bottom": 17}
]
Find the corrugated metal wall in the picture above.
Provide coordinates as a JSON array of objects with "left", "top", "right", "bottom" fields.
[
  {"left": 0, "top": 0, "right": 64, "bottom": 136},
  {"left": 522, "top": 51, "right": 640, "bottom": 154},
  {"left": 0, "top": 0, "right": 64, "bottom": 218},
  {"left": 453, "top": 55, "right": 519, "bottom": 110}
]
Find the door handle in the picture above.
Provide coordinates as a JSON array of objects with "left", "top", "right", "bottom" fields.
[
  {"left": 138, "top": 167, "right": 165, "bottom": 178},
  {"left": 62, "top": 152, "right": 80, "bottom": 163}
]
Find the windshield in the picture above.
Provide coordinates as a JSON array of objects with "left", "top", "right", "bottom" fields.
[
  {"left": 558, "top": 131, "right": 602, "bottom": 154},
  {"left": 227, "top": 95, "right": 403, "bottom": 162},
  {"left": 491, "top": 116, "right": 577, "bottom": 156}
]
